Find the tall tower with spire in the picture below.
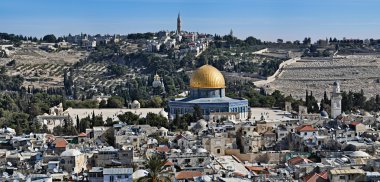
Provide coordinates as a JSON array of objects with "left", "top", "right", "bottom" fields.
[
  {"left": 331, "top": 81, "right": 342, "bottom": 119},
  {"left": 177, "top": 12, "right": 181, "bottom": 35}
]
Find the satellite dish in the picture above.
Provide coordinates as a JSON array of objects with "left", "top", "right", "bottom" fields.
[
  {"left": 44, "top": 144, "right": 48, "bottom": 149},
  {"left": 7, "top": 162, "right": 12, "bottom": 167},
  {"left": 53, "top": 168, "right": 59, "bottom": 173}
]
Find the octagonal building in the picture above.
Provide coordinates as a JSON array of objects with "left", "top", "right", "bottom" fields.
[{"left": 169, "top": 64, "right": 249, "bottom": 121}]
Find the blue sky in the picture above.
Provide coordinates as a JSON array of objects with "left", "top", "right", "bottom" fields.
[{"left": 1, "top": 0, "right": 379, "bottom": 41}]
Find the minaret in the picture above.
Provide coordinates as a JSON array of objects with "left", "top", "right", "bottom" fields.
[
  {"left": 177, "top": 12, "right": 181, "bottom": 35},
  {"left": 331, "top": 81, "right": 342, "bottom": 119}
]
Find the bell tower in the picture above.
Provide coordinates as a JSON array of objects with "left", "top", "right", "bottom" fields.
[
  {"left": 331, "top": 81, "right": 342, "bottom": 119},
  {"left": 177, "top": 12, "right": 181, "bottom": 35}
]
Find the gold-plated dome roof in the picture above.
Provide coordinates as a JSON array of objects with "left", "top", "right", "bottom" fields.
[{"left": 190, "top": 65, "right": 225, "bottom": 88}]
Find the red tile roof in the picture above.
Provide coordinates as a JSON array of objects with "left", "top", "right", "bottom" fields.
[
  {"left": 78, "top": 132, "right": 87, "bottom": 137},
  {"left": 319, "top": 171, "right": 328, "bottom": 180},
  {"left": 234, "top": 172, "right": 246, "bottom": 177},
  {"left": 304, "top": 171, "right": 328, "bottom": 182},
  {"left": 155, "top": 145, "right": 169, "bottom": 153},
  {"left": 246, "top": 166, "right": 266, "bottom": 171},
  {"left": 287, "top": 156, "right": 313, "bottom": 165},
  {"left": 175, "top": 171, "right": 202, "bottom": 180},
  {"left": 54, "top": 138, "right": 68, "bottom": 148},
  {"left": 165, "top": 161, "right": 174, "bottom": 166},
  {"left": 350, "top": 121, "right": 362, "bottom": 126},
  {"left": 296, "top": 125, "right": 317, "bottom": 132}
]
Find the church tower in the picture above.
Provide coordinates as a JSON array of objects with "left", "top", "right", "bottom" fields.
[
  {"left": 331, "top": 81, "right": 342, "bottom": 119},
  {"left": 177, "top": 12, "right": 181, "bottom": 35}
]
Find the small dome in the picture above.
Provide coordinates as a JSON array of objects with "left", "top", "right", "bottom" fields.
[
  {"left": 190, "top": 64, "right": 225, "bottom": 88},
  {"left": 171, "top": 149, "right": 181, "bottom": 153},
  {"left": 132, "top": 169, "right": 148, "bottom": 180},
  {"left": 132, "top": 100, "right": 140, "bottom": 104},
  {"left": 197, "top": 148, "right": 208, "bottom": 153},
  {"left": 184, "top": 131, "right": 193, "bottom": 136},
  {"left": 363, "top": 112, "right": 371, "bottom": 116},
  {"left": 159, "top": 127, "right": 168, "bottom": 132},
  {"left": 197, "top": 119, "right": 207, "bottom": 128},
  {"left": 60, "top": 149, "right": 81, "bottom": 157},
  {"left": 159, "top": 109, "right": 168, "bottom": 118},
  {"left": 185, "top": 148, "right": 193, "bottom": 154},
  {"left": 349, "top": 151, "right": 370, "bottom": 158},
  {"left": 320, "top": 110, "right": 329, "bottom": 117},
  {"left": 252, "top": 132, "right": 260, "bottom": 137}
]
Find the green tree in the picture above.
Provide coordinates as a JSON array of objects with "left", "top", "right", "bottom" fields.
[
  {"left": 118, "top": 112, "right": 140, "bottom": 125},
  {"left": 193, "top": 105, "right": 203, "bottom": 121},
  {"left": 99, "top": 100, "right": 107, "bottom": 108},
  {"left": 137, "top": 154, "right": 171, "bottom": 182},
  {"left": 144, "top": 112, "right": 168, "bottom": 128},
  {"left": 107, "top": 96, "right": 124, "bottom": 108},
  {"left": 42, "top": 34, "right": 57, "bottom": 43},
  {"left": 41, "top": 124, "right": 49, "bottom": 133}
]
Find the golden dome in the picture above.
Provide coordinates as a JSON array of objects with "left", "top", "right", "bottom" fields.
[{"left": 190, "top": 65, "right": 225, "bottom": 88}]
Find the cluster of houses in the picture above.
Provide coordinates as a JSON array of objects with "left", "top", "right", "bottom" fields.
[
  {"left": 2, "top": 101, "right": 380, "bottom": 181},
  {"left": 146, "top": 30, "right": 211, "bottom": 59}
]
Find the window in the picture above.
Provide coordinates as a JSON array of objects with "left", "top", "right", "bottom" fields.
[
  {"left": 217, "top": 149, "right": 221, "bottom": 154},
  {"left": 339, "top": 176, "right": 345, "bottom": 180},
  {"left": 184, "top": 159, "right": 191, "bottom": 163},
  {"left": 110, "top": 176, "right": 114, "bottom": 182},
  {"left": 198, "top": 158, "right": 204, "bottom": 163}
]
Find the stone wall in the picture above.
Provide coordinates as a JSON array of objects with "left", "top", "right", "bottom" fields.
[
  {"left": 254, "top": 57, "right": 300, "bottom": 87},
  {"left": 224, "top": 149, "right": 287, "bottom": 164}
]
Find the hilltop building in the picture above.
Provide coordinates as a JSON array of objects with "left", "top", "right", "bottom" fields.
[
  {"left": 168, "top": 64, "right": 249, "bottom": 121},
  {"left": 152, "top": 73, "right": 166, "bottom": 95}
]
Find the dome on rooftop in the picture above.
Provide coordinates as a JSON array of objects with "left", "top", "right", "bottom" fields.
[
  {"left": 363, "top": 111, "right": 371, "bottom": 116},
  {"left": 197, "top": 148, "right": 208, "bottom": 153},
  {"left": 252, "top": 132, "right": 260, "bottom": 137},
  {"left": 158, "top": 127, "right": 168, "bottom": 131},
  {"left": 159, "top": 109, "right": 168, "bottom": 119},
  {"left": 60, "top": 149, "right": 81, "bottom": 157},
  {"left": 321, "top": 110, "right": 329, "bottom": 117},
  {"left": 190, "top": 65, "right": 225, "bottom": 89},
  {"left": 132, "top": 169, "right": 148, "bottom": 180},
  {"left": 184, "top": 131, "right": 193, "bottom": 136},
  {"left": 197, "top": 119, "right": 207, "bottom": 128},
  {"left": 349, "top": 151, "right": 370, "bottom": 158}
]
